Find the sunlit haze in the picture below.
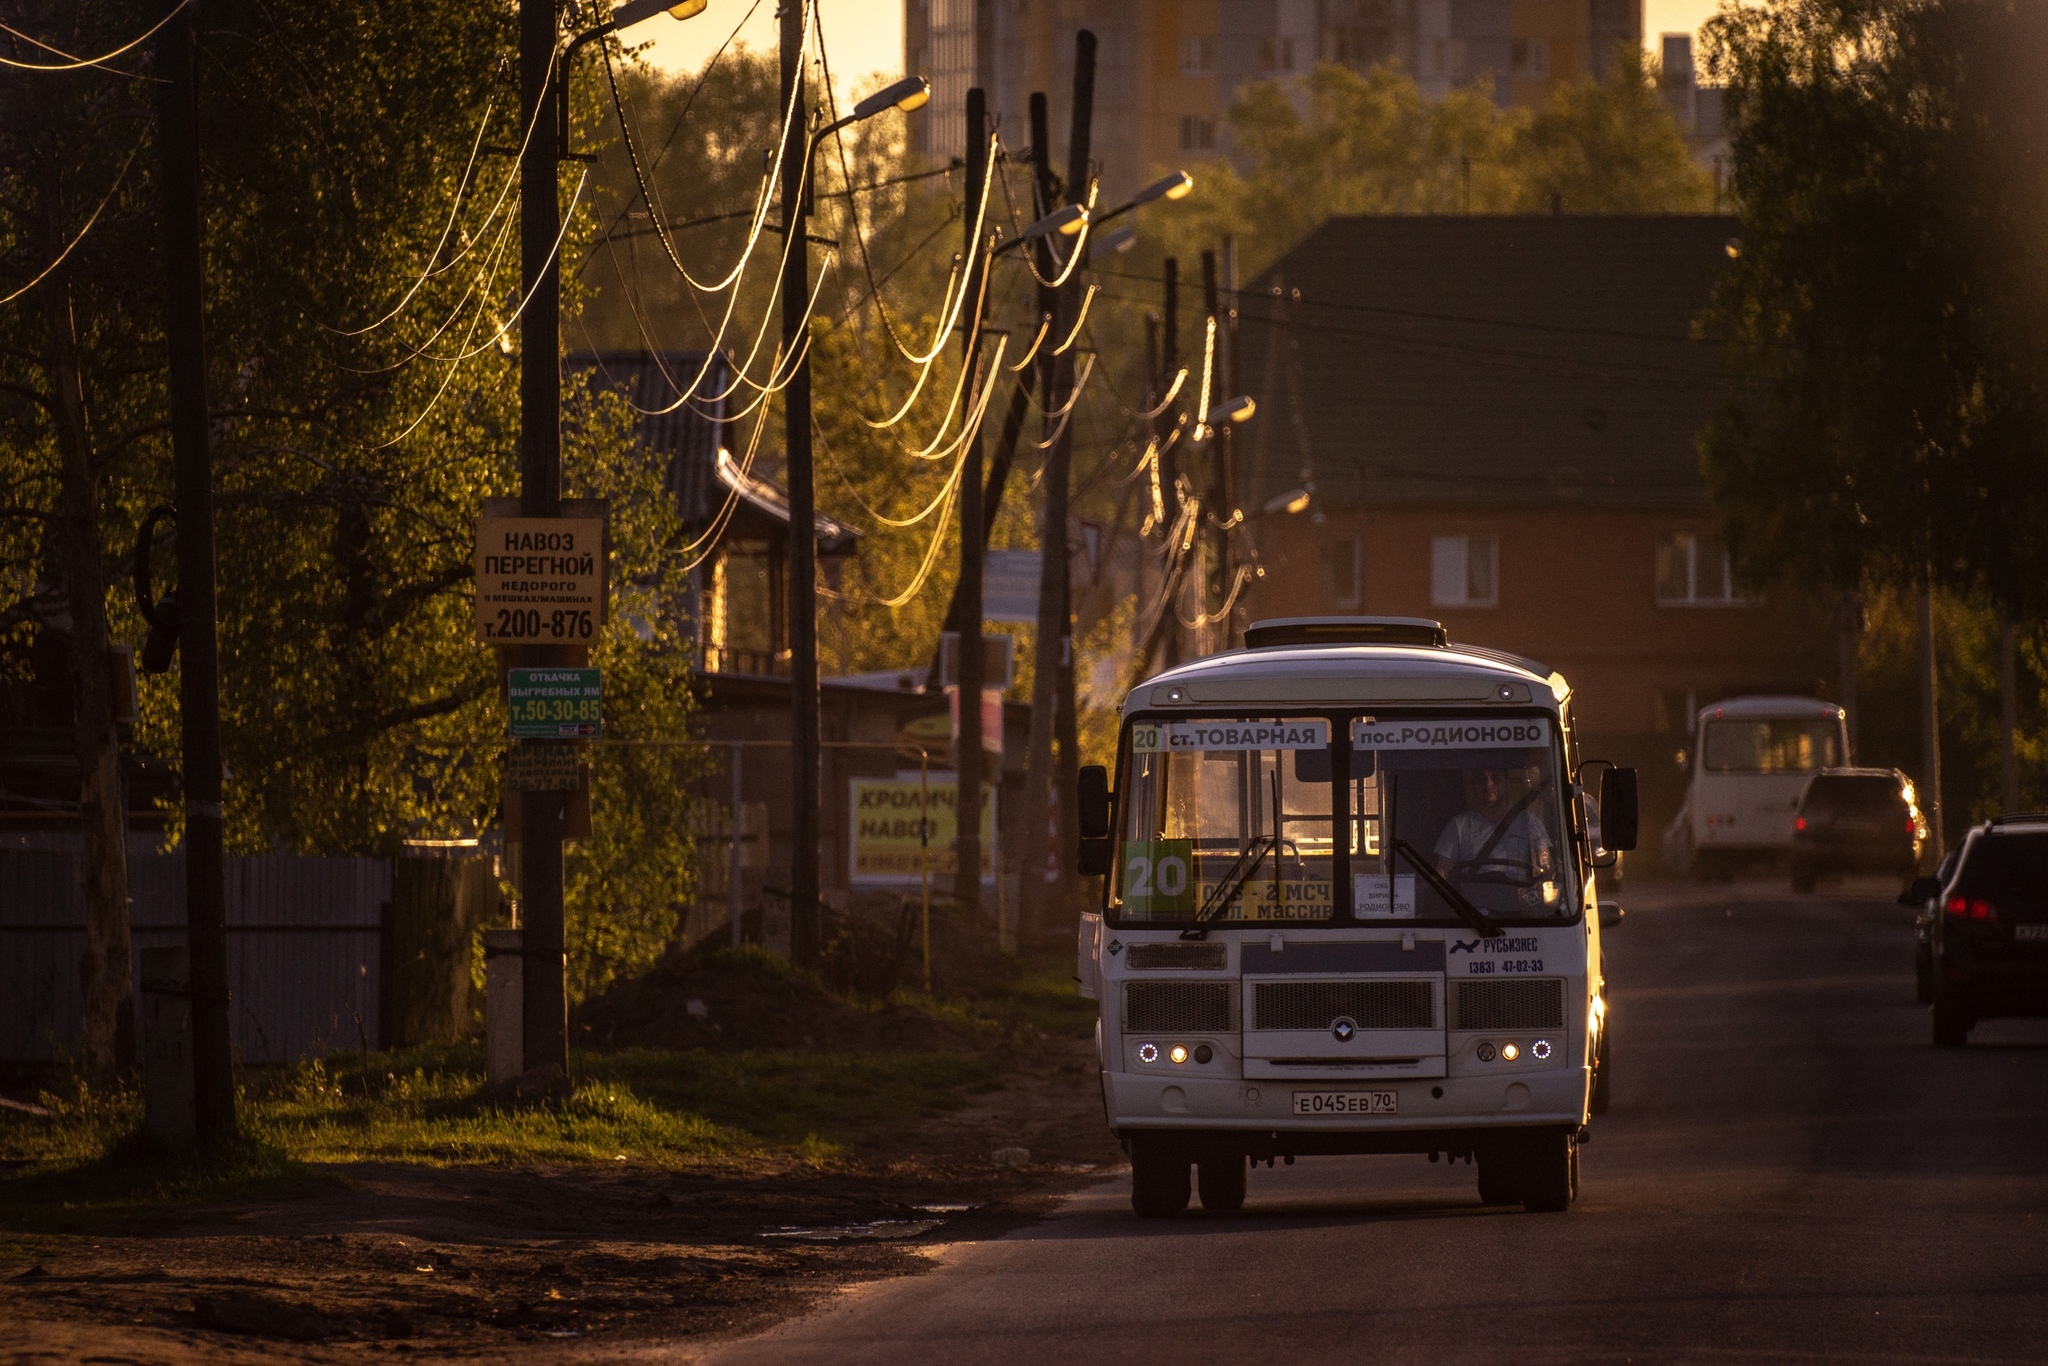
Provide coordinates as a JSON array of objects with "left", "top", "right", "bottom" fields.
[{"left": 634, "top": 0, "right": 902, "bottom": 90}]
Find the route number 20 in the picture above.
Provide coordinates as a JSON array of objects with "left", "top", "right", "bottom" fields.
[{"left": 1124, "top": 840, "right": 1195, "bottom": 915}]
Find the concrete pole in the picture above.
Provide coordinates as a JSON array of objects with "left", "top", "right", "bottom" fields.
[{"left": 954, "top": 88, "right": 987, "bottom": 920}]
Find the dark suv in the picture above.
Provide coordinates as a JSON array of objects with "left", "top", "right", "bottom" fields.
[
  {"left": 1789, "top": 768, "right": 1927, "bottom": 893},
  {"left": 1904, "top": 817, "right": 2048, "bottom": 1046}
]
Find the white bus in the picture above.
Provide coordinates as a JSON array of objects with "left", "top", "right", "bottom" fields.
[
  {"left": 1664, "top": 695, "right": 1849, "bottom": 879},
  {"left": 1074, "top": 617, "right": 1634, "bottom": 1216}
]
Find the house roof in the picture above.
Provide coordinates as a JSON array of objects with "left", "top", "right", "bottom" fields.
[
  {"left": 570, "top": 350, "right": 858, "bottom": 553},
  {"left": 1236, "top": 215, "right": 1740, "bottom": 512}
]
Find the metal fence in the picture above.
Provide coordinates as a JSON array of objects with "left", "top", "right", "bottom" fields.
[{"left": 0, "top": 850, "right": 390, "bottom": 1064}]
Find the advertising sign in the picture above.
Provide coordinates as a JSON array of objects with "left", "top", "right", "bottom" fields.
[
  {"left": 508, "top": 667, "right": 601, "bottom": 739},
  {"left": 849, "top": 773, "right": 996, "bottom": 886},
  {"left": 475, "top": 516, "right": 605, "bottom": 644}
]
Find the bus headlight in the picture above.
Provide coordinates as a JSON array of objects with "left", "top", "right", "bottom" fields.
[
  {"left": 1169, "top": 1045, "right": 1189, "bottom": 1064},
  {"left": 1501, "top": 1042, "right": 1521, "bottom": 1062}
]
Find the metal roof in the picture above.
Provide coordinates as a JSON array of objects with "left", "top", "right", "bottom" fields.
[{"left": 1237, "top": 215, "right": 1739, "bottom": 513}]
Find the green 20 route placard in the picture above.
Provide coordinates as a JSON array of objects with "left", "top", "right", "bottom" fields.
[{"left": 508, "top": 667, "right": 601, "bottom": 739}]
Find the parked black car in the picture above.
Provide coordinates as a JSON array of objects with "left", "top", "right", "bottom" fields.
[
  {"left": 1901, "top": 816, "right": 2048, "bottom": 1046},
  {"left": 1912, "top": 850, "right": 1958, "bottom": 1003},
  {"left": 1789, "top": 767, "right": 1927, "bottom": 893}
]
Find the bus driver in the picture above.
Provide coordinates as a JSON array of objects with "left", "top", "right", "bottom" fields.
[{"left": 1435, "top": 765, "right": 1557, "bottom": 908}]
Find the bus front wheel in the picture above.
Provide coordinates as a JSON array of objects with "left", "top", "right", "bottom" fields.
[
  {"left": 1197, "top": 1153, "right": 1247, "bottom": 1213},
  {"left": 1130, "top": 1138, "right": 1190, "bottom": 1217},
  {"left": 1518, "top": 1129, "right": 1578, "bottom": 1213},
  {"left": 1476, "top": 1150, "right": 1522, "bottom": 1206}
]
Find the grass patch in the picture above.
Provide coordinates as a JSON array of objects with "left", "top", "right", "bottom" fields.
[{"left": 0, "top": 1041, "right": 1000, "bottom": 1208}]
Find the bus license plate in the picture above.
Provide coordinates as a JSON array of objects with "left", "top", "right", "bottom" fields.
[
  {"left": 2015, "top": 923, "right": 2048, "bottom": 941},
  {"left": 1293, "top": 1090, "right": 1396, "bottom": 1116}
]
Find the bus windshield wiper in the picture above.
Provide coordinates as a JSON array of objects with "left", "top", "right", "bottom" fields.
[
  {"left": 1180, "top": 836, "right": 1276, "bottom": 940},
  {"left": 1390, "top": 838, "right": 1504, "bottom": 939}
]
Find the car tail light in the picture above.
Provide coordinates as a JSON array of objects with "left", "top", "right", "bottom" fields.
[
  {"left": 1904, "top": 818, "right": 1918, "bottom": 836},
  {"left": 1794, "top": 816, "right": 1808, "bottom": 832},
  {"left": 1945, "top": 895, "right": 1995, "bottom": 921}
]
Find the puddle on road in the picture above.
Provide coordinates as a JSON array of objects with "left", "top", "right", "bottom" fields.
[{"left": 759, "top": 1219, "right": 943, "bottom": 1242}]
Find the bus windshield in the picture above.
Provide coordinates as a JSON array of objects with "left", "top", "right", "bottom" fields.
[
  {"left": 1702, "top": 718, "right": 1842, "bottom": 773},
  {"left": 1112, "top": 714, "right": 1575, "bottom": 925}
]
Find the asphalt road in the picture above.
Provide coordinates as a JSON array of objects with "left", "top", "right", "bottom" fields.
[{"left": 696, "top": 880, "right": 2048, "bottom": 1365}]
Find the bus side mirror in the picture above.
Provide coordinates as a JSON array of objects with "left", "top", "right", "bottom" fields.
[
  {"left": 1599, "top": 766, "right": 1639, "bottom": 852},
  {"left": 1077, "top": 765, "right": 1113, "bottom": 876},
  {"left": 1078, "top": 765, "right": 1111, "bottom": 838},
  {"left": 1598, "top": 901, "right": 1626, "bottom": 929}
]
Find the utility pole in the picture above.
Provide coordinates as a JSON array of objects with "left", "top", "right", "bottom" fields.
[
  {"left": 1919, "top": 583, "right": 1944, "bottom": 855},
  {"left": 1200, "top": 249, "right": 1232, "bottom": 653},
  {"left": 517, "top": 0, "right": 569, "bottom": 1074},
  {"left": 1023, "top": 32, "right": 1094, "bottom": 940},
  {"left": 155, "top": 0, "right": 234, "bottom": 1146},
  {"left": 779, "top": 0, "right": 822, "bottom": 967},
  {"left": 1999, "top": 610, "right": 2018, "bottom": 815},
  {"left": 954, "top": 87, "right": 987, "bottom": 921},
  {"left": 1158, "top": 257, "right": 1181, "bottom": 670}
]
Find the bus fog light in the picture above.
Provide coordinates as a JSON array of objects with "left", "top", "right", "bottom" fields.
[
  {"left": 1476, "top": 1042, "right": 1496, "bottom": 1062},
  {"left": 1531, "top": 1039, "right": 1551, "bottom": 1060},
  {"left": 1169, "top": 1045, "right": 1189, "bottom": 1064},
  {"left": 1501, "top": 1042, "right": 1521, "bottom": 1061},
  {"left": 1194, "top": 1044, "right": 1213, "bottom": 1064},
  {"left": 1138, "top": 1043, "right": 1159, "bottom": 1064}
]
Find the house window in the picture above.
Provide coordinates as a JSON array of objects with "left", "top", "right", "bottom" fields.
[
  {"left": 1324, "top": 537, "right": 1361, "bottom": 608},
  {"left": 1180, "top": 35, "right": 1216, "bottom": 74},
  {"left": 1512, "top": 37, "right": 1549, "bottom": 77},
  {"left": 1178, "top": 116, "right": 1216, "bottom": 151},
  {"left": 1430, "top": 535, "right": 1497, "bottom": 608},
  {"left": 1260, "top": 36, "right": 1295, "bottom": 72},
  {"left": 1655, "top": 532, "right": 1739, "bottom": 605}
]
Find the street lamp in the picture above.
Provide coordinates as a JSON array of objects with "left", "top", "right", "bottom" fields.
[
  {"left": 1205, "top": 394, "right": 1257, "bottom": 426},
  {"left": 1091, "top": 170, "right": 1195, "bottom": 229},
  {"left": 779, "top": 67, "right": 929, "bottom": 966},
  {"left": 560, "top": 0, "right": 709, "bottom": 150}
]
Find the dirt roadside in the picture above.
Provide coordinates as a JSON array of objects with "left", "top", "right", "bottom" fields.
[{"left": 1, "top": 1036, "right": 1123, "bottom": 1364}]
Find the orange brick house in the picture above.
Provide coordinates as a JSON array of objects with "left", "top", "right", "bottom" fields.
[{"left": 1229, "top": 216, "right": 1836, "bottom": 845}]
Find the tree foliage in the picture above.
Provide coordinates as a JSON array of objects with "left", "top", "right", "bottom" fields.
[
  {"left": 1698, "top": 0, "right": 2048, "bottom": 614},
  {"left": 1145, "top": 53, "right": 1715, "bottom": 280}
]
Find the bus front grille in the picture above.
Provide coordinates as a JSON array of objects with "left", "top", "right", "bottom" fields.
[
  {"left": 1252, "top": 980, "right": 1435, "bottom": 1031},
  {"left": 1123, "top": 980, "right": 1233, "bottom": 1033},
  {"left": 1453, "top": 979, "right": 1566, "bottom": 1031}
]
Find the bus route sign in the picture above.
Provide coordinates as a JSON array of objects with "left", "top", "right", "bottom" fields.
[
  {"left": 507, "top": 667, "right": 601, "bottom": 739},
  {"left": 475, "top": 516, "right": 604, "bottom": 644}
]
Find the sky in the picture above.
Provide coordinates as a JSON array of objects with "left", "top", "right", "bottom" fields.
[{"left": 636, "top": 1, "right": 1730, "bottom": 85}]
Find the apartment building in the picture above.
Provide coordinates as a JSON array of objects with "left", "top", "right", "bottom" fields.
[{"left": 905, "top": 0, "right": 1643, "bottom": 200}]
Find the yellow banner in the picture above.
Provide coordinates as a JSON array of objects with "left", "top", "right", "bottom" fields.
[{"left": 849, "top": 774, "right": 996, "bottom": 886}]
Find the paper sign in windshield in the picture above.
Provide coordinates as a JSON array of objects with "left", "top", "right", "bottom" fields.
[
  {"left": 1354, "top": 874, "right": 1417, "bottom": 918},
  {"left": 1133, "top": 720, "right": 1330, "bottom": 753},
  {"left": 1352, "top": 718, "right": 1549, "bottom": 749}
]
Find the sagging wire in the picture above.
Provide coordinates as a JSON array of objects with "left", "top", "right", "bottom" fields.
[
  {"left": 418, "top": 169, "right": 590, "bottom": 364},
  {"left": 854, "top": 128, "right": 1000, "bottom": 430},
  {"left": 330, "top": 80, "right": 501, "bottom": 338},
  {"left": 1177, "top": 564, "right": 1253, "bottom": 630},
  {"left": 1026, "top": 352, "right": 1097, "bottom": 450},
  {"left": 1016, "top": 179, "right": 1097, "bottom": 291},
  {"left": 0, "top": 0, "right": 187, "bottom": 71},
  {"left": 0, "top": 130, "right": 145, "bottom": 306},
  {"left": 829, "top": 335, "right": 1009, "bottom": 529},
  {"left": 814, "top": 17, "right": 926, "bottom": 367},
  {"left": 1190, "top": 314, "right": 1218, "bottom": 440},
  {"left": 1007, "top": 313, "right": 1051, "bottom": 372},
  {"left": 600, "top": 0, "right": 813, "bottom": 297},
  {"left": 700, "top": 249, "right": 841, "bottom": 422},
  {"left": 1050, "top": 283, "right": 1097, "bottom": 355},
  {"left": 1133, "top": 366, "right": 1189, "bottom": 419},
  {"left": 372, "top": 167, "right": 585, "bottom": 448}
]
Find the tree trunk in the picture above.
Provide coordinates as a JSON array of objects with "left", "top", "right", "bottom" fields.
[{"left": 39, "top": 218, "right": 133, "bottom": 1081}]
